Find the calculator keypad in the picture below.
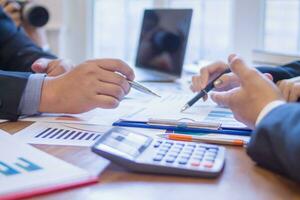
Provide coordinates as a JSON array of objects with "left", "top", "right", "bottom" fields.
[{"left": 152, "top": 140, "right": 219, "bottom": 169}]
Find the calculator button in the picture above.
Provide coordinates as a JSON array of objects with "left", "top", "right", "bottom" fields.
[
  {"left": 168, "top": 153, "right": 178, "bottom": 158},
  {"left": 156, "top": 152, "right": 166, "bottom": 157},
  {"left": 208, "top": 148, "right": 218, "bottom": 153},
  {"left": 180, "top": 152, "right": 192, "bottom": 157},
  {"left": 178, "top": 159, "right": 188, "bottom": 165},
  {"left": 191, "top": 156, "right": 203, "bottom": 161},
  {"left": 179, "top": 155, "right": 190, "bottom": 160},
  {"left": 165, "top": 141, "right": 174, "bottom": 145},
  {"left": 175, "top": 143, "right": 185, "bottom": 147},
  {"left": 182, "top": 150, "right": 193, "bottom": 155},
  {"left": 205, "top": 152, "right": 217, "bottom": 157},
  {"left": 165, "top": 157, "right": 176, "bottom": 163},
  {"left": 187, "top": 144, "right": 196, "bottom": 148},
  {"left": 204, "top": 155, "right": 216, "bottom": 160},
  {"left": 194, "top": 152, "right": 204, "bottom": 157},
  {"left": 159, "top": 147, "right": 170, "bottom": 152},
  {"left": 184, "top": 147, "right": 194, "bottom": 151},
  {"left": 158, "top": 149, "right": 168, "bottom": 154},
  {"left": 162, "top": 144, "right": 172, "bottom": 149},
  {"left": 153, "top": 155, "right": 163, "bottom": 162},
  {"left": 170, "top": 149, "right": 181, "bottom": 154},
  {"left": 195, "top": 148, "right": 205, "bottom": 153},
  {"left": 172, "top": 146, "right": 183, "bottom": 150},
  {"left": 204, "top": 163, "right": 213, "bottom": 168},
  {"left": 190, "top": 162, "right": 201, "bottom": 167},
  {"left": 153, "top": 142, "right": 162, "bottom": 148},
  {"left": 204, "top": 158, "right": 215, "bottom": 162}
]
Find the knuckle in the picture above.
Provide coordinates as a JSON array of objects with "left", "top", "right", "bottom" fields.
[
  {"left": 200, "top": 67, "right": 207, "bottom": 74},
  {"left": 116, "top": 77, "right": 126, "bottom": 86},
  {"left": 106, "top": 99, "right": 119, "bottom": 108},
  {"left": 114, "top": 87, "right": 124, "bottom": 98},
  {"left": 244, "top": 69, "right": 258, "bottom": 79},
  {"left": 231, "top": 57, "right": 243, "bottom": 66}
]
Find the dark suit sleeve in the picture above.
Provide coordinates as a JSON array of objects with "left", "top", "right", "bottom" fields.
[
  {"left": 247, "top": 103, "right": 300, "bottom": 182},
  {"left": 0, "top": 70, "right": 31, "bottom": 121},
  {"left": 256, "top": 61, "right": 300, "bottom": 83},
  {"left": 0, "top": 7, "right": 56, "bottom": 72},
  {"left": 0, "top": 7, "right": 57, "bottom": 120}
]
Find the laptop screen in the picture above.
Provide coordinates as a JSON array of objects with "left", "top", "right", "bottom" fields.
[{"left": 135, "top": 9, "right": 192, "bottom": 77}]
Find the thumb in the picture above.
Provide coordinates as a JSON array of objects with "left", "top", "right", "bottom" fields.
[
  {"left": 31, "top": 58, "right": 51, "bottom": 73},
  {"left": 227, "top": 55, "right": 251, "bottom": 82}
]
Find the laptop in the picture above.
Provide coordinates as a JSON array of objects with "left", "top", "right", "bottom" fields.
[{"left": 135, "top": 9, "right": 193, "bottom": 82}]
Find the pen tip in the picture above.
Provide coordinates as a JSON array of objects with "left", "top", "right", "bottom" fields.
[{"left": 180, "top": 105, "right": 189, "bottom": 112}]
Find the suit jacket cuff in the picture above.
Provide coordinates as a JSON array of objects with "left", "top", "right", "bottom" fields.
[{"left": 255, "top": 100, "right": 286, "bottom": 126}]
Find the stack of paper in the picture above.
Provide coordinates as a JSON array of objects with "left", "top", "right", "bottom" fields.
[{"left": 0, "top": 130, "right": 109, "bottom": 199}]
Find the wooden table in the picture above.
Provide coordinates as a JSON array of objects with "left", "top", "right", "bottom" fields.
[{"left": 1, "top": 121, "right": 300, "bottom": 200}]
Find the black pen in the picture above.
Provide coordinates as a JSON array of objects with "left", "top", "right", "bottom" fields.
[{"left": 181, "top": 72, "right": 226, "bottom": 112}]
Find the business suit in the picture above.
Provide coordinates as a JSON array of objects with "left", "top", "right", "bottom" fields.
[
  {"left": 247, "top": 103, "right": 300, "bottom": 182},
  {"left": 0, "top": 7, "right": 55, "bottom": 120},
  {"left": 257, "top": 61, "right": 300, "bottom": 83}
]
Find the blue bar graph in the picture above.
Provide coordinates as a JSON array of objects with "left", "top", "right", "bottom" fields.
[
  {"left": 0, "top": 161, "right": 20, "bottom": 176},
  {"left": 0, "top": 157, "right": 42, "bottom": 176},
  {"left": 15, "top": 157, "right": 42, "bottom": 172}
]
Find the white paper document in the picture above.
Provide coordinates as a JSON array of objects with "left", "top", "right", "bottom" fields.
[
  {"left": 0, "top": 120, "right": 7, "bottom": 123},
  {"left": 0, "top": 131, "right": 102, "bottom": 199},
  {"left": 21, "top": 100, "right": 143, "bottom": 125},
  {"left": 123, "top": 94, "right": 247, "bottom": 129},
  {"left": 14, "top": 122, "right": 111, "bottom": 147}
]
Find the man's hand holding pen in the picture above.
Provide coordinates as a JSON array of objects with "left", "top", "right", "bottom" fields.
[{"left": 187, "top": 54, "right": 284, "bottom": 129}]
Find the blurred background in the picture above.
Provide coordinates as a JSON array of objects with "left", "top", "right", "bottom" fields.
[{"left": 39, "top": 0, "right": 300, "bottom": 65}]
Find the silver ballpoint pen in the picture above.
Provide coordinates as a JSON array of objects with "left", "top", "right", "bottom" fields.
[{"left": 128, "top": 80, "right": 161, "bottom": 98}]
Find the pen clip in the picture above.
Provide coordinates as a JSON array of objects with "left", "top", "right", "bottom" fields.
[{"left": 147, "top": 118, "right": 221, "bottom": 130}]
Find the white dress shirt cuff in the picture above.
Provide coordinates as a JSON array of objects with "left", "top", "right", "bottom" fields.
[
  {"left": 255, "top": 100, "right": 286, "bottom": 126},
  {"left": 18, "top": 73, "right": 46, "bottom": 115}
]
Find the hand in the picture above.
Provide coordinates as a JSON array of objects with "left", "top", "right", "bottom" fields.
[
  {"left": 0, "top": 0, "right": 22, "bottom": 26},
  {"left": 39, "top": 59, "right": 135, "bottom": 113},
  {"left": 277, "top": 76, "right": 300, "bottom": 102},
  {"left": 190, "top": 58, "right": 241, "bottom": 101},
  {"left": 210, "top": 55, "right": 284, "bottom": 129},
  {"left": 32, "top": 58, "right": 74, "bottom": 77}
]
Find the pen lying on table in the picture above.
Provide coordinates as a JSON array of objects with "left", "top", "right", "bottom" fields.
[{"left": 158, "top": 133, "right": 247, "bottom": 146}]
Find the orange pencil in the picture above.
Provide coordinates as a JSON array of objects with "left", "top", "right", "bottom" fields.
[{"left": 158, "top": 133, "right": 246, "bottom": 146}]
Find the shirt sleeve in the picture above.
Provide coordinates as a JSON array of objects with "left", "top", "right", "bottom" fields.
[{"left": 18, "top": 73, "right": 46, "bottom": 116}]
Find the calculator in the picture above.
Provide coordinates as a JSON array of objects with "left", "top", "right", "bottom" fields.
[{"left": 92, "top": 128, "right": 225, "bottom": 178}]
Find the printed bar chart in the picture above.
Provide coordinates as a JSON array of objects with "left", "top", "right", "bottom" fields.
[
  {"left": 14, "top": 122, "right": 110, "bottom": 147},
  {"left": 34, "top": 128, "right": 101, "bottom": 141}
]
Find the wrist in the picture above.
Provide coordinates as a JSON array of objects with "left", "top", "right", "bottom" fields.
[{"left": 39, "top": 77, "right": 58, "bottom": 113}]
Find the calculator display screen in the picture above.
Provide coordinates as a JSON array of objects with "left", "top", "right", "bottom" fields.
[{"left": 100, "top": 130, "right": 151, "bottom": 158}]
